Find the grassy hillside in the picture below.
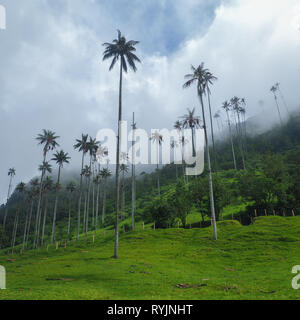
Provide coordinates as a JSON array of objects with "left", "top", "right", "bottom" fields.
[{"left": 1, "top": 216, "right": 300, "bottom": 300}]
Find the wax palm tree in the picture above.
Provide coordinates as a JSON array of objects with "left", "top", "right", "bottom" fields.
[
  {"left": 183, "top": 63, "right": 217, "bottom": 240},
  {"left": 74, "top": 134, "right": 89, "bottom": 240},
  {"left": 181, "top": 108, "right": 201, "bottom": 157},
  {"left": 222, "top": 101, "right": 237, "bottom": 170},
  {"left": 3, "top": 168, "right": 16, "bottom": 230},
  {"left": 34, "top": 130, "right": 59, "bottom": 247},
  {"left": 103, "top": 30, "right": 141, "bottom": 259},
  {"left": 120, "top": 164, "right": 129, "bottom": 221},
  {"left": 34, "top": 161, "right": 52, "bottom": 247},
  {"left": 66, "top": 181, "right": 76, "bottom": 235},
  {"left": 151, "top": 131, "right": 163, "bottom": 198},
  {"left": 131, "top": 113, "right": 137, "bottom": 230},
  {"left": 11, "top": 182, "right": 26, "bottom": 252},
  {"left": 100, "top": 168, "right": 112, "bottom": 226},
  {"left": 41, "top": 176, "right": 54, "bottom": 246},
  {"left": 51, "top": 150, "right": 70, "bottom": 243},
  {"left": 270, "top": 85, "right": 283, "bottom": 126}
]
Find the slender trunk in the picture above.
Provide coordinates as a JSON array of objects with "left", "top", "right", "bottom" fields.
[
  {"left": 3, "top": 175, "right": 13, "bottom": 230},
  {"left": 131, "top": 114, "right": 136, "bottom": 230},
  {"left": 157, "top": 142, "right": 161, "bottom": 198},
  {"left": 67, "top": 193, "right": 71, "bottom": 235},
  {"left": 274, "top": 94, "right": 283, "bottom": 126},
  {"left": 226, "top": 110, "right": 237, "bottom": 170},
  {"left": 121, "top": 170, "right": 125, "bottom": 220},
  {"left": 77, "top": 151, "right": 85, "bottom": 240},
  {"left": 207, "top": 93, "right": 217, "bottom": 171},
  {"left": 51, "top": 166, "right": 61, "bottom": 244},
  {"left": 41, "top": 195, "right": 48, "bottom": 246},
  {"left": 22, "top": 209, "right": 29, "bottom": 251},
  {"left": 102, "top": 180, "right": 107, "bottom": 226},
  {"left": 34, "top": 153, "right": 47, "bottom": 247},
  {"left": 26, "top": 200, "right": 34, "bottom": 246},
  {"left": 114, "top": 59, "right": 123, "bottom": 259},
  {"left": 11, "top": 212, "right": 19, "bottom": 251},
  {"left": 95, "top": 182, "right": 100, "bottom": 231},
  {"left": 85, "top": 157, "right": 92, "bottom": 236},
  {"left": 278, "top": 88, "right": 290, "bottom": 116},
  {"left": 92, "top": 167, "right": 95, "bottom": 229},
  {"left": 199, "top": 92, "right": 217, "bottom": 240},
  {"left": 236, "top": 111, "right": 246, "bottom": 170}
]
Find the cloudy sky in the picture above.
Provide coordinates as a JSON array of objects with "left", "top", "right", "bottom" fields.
[{"left": 0, "top": 0, "right": 300, "bottom": 204}]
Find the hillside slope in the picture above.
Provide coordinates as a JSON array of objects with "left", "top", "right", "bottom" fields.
[{"left": 0, "top": 216, "right": 300, "bottom": 300}]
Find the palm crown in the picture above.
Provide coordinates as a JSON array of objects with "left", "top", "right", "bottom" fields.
[
  {"left": 74, "top": 134, "right": 89, "bottom": 154},
  {"left": 8, "top": 168, "right": 16, "bottom": 177},
  {"left": 181, "top": 108, "right": 201, "bottom": 129},
  {"left": 39, "top": 161, "right": 52, "bottom": 174},
  {"left": 37, "top": 130, "right": 60, "bottom": 157},
  {"left": 103, "top": 30, "right": 141, "bottom": 72},
  {"left": 52, "top": 150, "right": 70, "bottom": 168}
]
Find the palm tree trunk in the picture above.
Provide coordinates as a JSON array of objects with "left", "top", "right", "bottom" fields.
[
  {"left": 22, "top": 210, "right": 29, "bottom": 251},
  {"left": 237, "top": 111, "right": 246, "bottom": 170},
  {"left": 41, "top": 195, "right": 48, "bottom": 246},
  {"left": 68, "top": 194, "right": 72, "bottom": 235},
  {"left": 34, "top": 153, "right": 47, "bottom": 247},
  {"left": 11, "top": 212, "right": 19, "bottom": 251},
  {"left": 51, "top": 166, "right": 61, "bottom": 244},
  {"left": 95, "top": 182, "right": 100, "bottom": 231},
  {"left": 114, "top": 59, "right": 123, "bottom": 259},
  {"left": 199, "top": 92, "right": 217, "bottom": 240},
  {"left": 3, "top": 175, "right": 13, "bottom": 230},
  {"left": 131, "top": 120, "right": 136, "bottom": 230},
  {"left": 102, "top": 180, "right": 107, "bottom": 226},
  {"left": 26, "top": 200, "right": 34, "bottom": 246},
  {"left": 207, "top": 93, "right": 218, "bottom": 171},
  {"left": 77, "top": 151, "right": 85, "bottom": 240},
  {"left": 226, "top": 110, "right": 237, "bottom": 170},
  {"left": 274, "top": 95, "right": 283, "bottom": 126},
  {"left": 156, "top": 142, "right": 161, "bottom": 198}
]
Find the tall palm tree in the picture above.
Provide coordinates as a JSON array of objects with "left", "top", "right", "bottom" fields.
[
  {"left": 34, "top": 130, "right": 59, "bottom": 247},
  {"left": 222, "top": 101, "right": 237, "bottom": 170},
  {"left": 270, "top": 85, "right": 283, "bottom": 126},
  {"left": 103, "top": 30, "right": 141, "bottom": 259},
  {"left": 74, "top": 134, "right": 89, "bottom": 240},
  {"left": 51, "top": 150, "right": 70, "bottom": 244},
  {"left": 120, "top": 164, "right": 129, "bottom": 221},
  {"left": 181, "top": 108, "right": 201, "bottom": 157},
  {"left": 100, "top": 168, "right": 112, "bottom": 227},
  {"left": 183, "top": 63, "right": 217, "bottom": 240},
  {"left": 150, "top": 131, "right": 163, "bottom": 198},
  {"left": 131, "top": 113, "right": 137, "bottom": 230},
  {"left": 34, "top": 161, "right": 52, "bottom": 247},
  {"left": 41, "top": 176, "right": 54, "bottom": 246},
  {"left": 3, "top": 168, "right": 16, "bottom": 230},
  {"left": 11, "top": 182, "right": 26, "bottom": 251},
  {"left": 66, "top": 181, "right": 76, "bottom": 235}
]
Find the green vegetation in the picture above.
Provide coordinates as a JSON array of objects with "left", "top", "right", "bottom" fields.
[{"left": 1, "top": 216, "right": 300, "bottom": 300}]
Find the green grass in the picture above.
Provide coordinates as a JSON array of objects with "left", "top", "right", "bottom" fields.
[{"left": 1, "top": 216, "right": 300, "bottom": 300}]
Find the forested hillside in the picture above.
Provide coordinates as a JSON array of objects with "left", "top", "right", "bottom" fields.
[{"left": 1, "top": 112, "right": 300, "bottom": 250}]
